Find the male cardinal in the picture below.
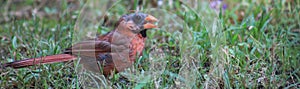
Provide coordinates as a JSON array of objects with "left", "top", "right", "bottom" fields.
[{"left": 2, "top": 13, "right": 158, "bottom": 76}]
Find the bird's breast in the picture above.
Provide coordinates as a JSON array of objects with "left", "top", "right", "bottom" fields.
[{"left": 129, "top": 34, "right": 146, "bottom": 62}]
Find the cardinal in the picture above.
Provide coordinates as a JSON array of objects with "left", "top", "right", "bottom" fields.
[{"left": 2, "top": 13, "right": 158, "bottom": 76}]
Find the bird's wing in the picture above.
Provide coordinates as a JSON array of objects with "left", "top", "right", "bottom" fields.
[{"left": 64, "top": 40, "right": 112, "bottom": 58}]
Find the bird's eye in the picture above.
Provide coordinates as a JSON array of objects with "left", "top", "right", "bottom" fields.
[
  {"left": 135, "top": 15, "right": 142, "bottom": 20},
  {"left": 133, "top": 15, "right": 142, "bottom": 23}
]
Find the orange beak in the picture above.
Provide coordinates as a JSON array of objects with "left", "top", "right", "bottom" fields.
[{"left": 144, "top": 15, "right": 158, "bottom": 29}]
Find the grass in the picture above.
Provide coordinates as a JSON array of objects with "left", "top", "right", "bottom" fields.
[{"left": 0, "top": 0, "right": 299, "bottom": 88}]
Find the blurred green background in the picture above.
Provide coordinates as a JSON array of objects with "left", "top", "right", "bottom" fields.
[{"left": 0, "top": 0, "right": 299, "bottom": 88}]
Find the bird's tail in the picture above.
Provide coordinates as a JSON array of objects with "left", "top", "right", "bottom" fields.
[{"left": 2, "top": 54, "right": 76, "bottom": 68}]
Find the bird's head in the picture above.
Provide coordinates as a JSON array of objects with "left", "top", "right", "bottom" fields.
[{"left": 117, "top": 13, "right": 158, "bottom": 37}]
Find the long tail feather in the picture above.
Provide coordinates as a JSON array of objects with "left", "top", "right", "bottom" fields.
[{"left": 3, "top": 54, "right": 76, "bottom": 68}]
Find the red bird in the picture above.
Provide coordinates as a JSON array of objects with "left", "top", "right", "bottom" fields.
[{"left": 2, "top": 13, "right": 158, "bottom": 76}]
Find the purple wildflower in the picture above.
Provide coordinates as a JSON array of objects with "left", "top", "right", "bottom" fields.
[{"left": 210, "top": 0, "right": 227, "bottom": 11}]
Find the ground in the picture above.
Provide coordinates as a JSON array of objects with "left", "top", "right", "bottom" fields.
[{"left": 0, "top": 0, "right": 299, "bottom": 88}]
